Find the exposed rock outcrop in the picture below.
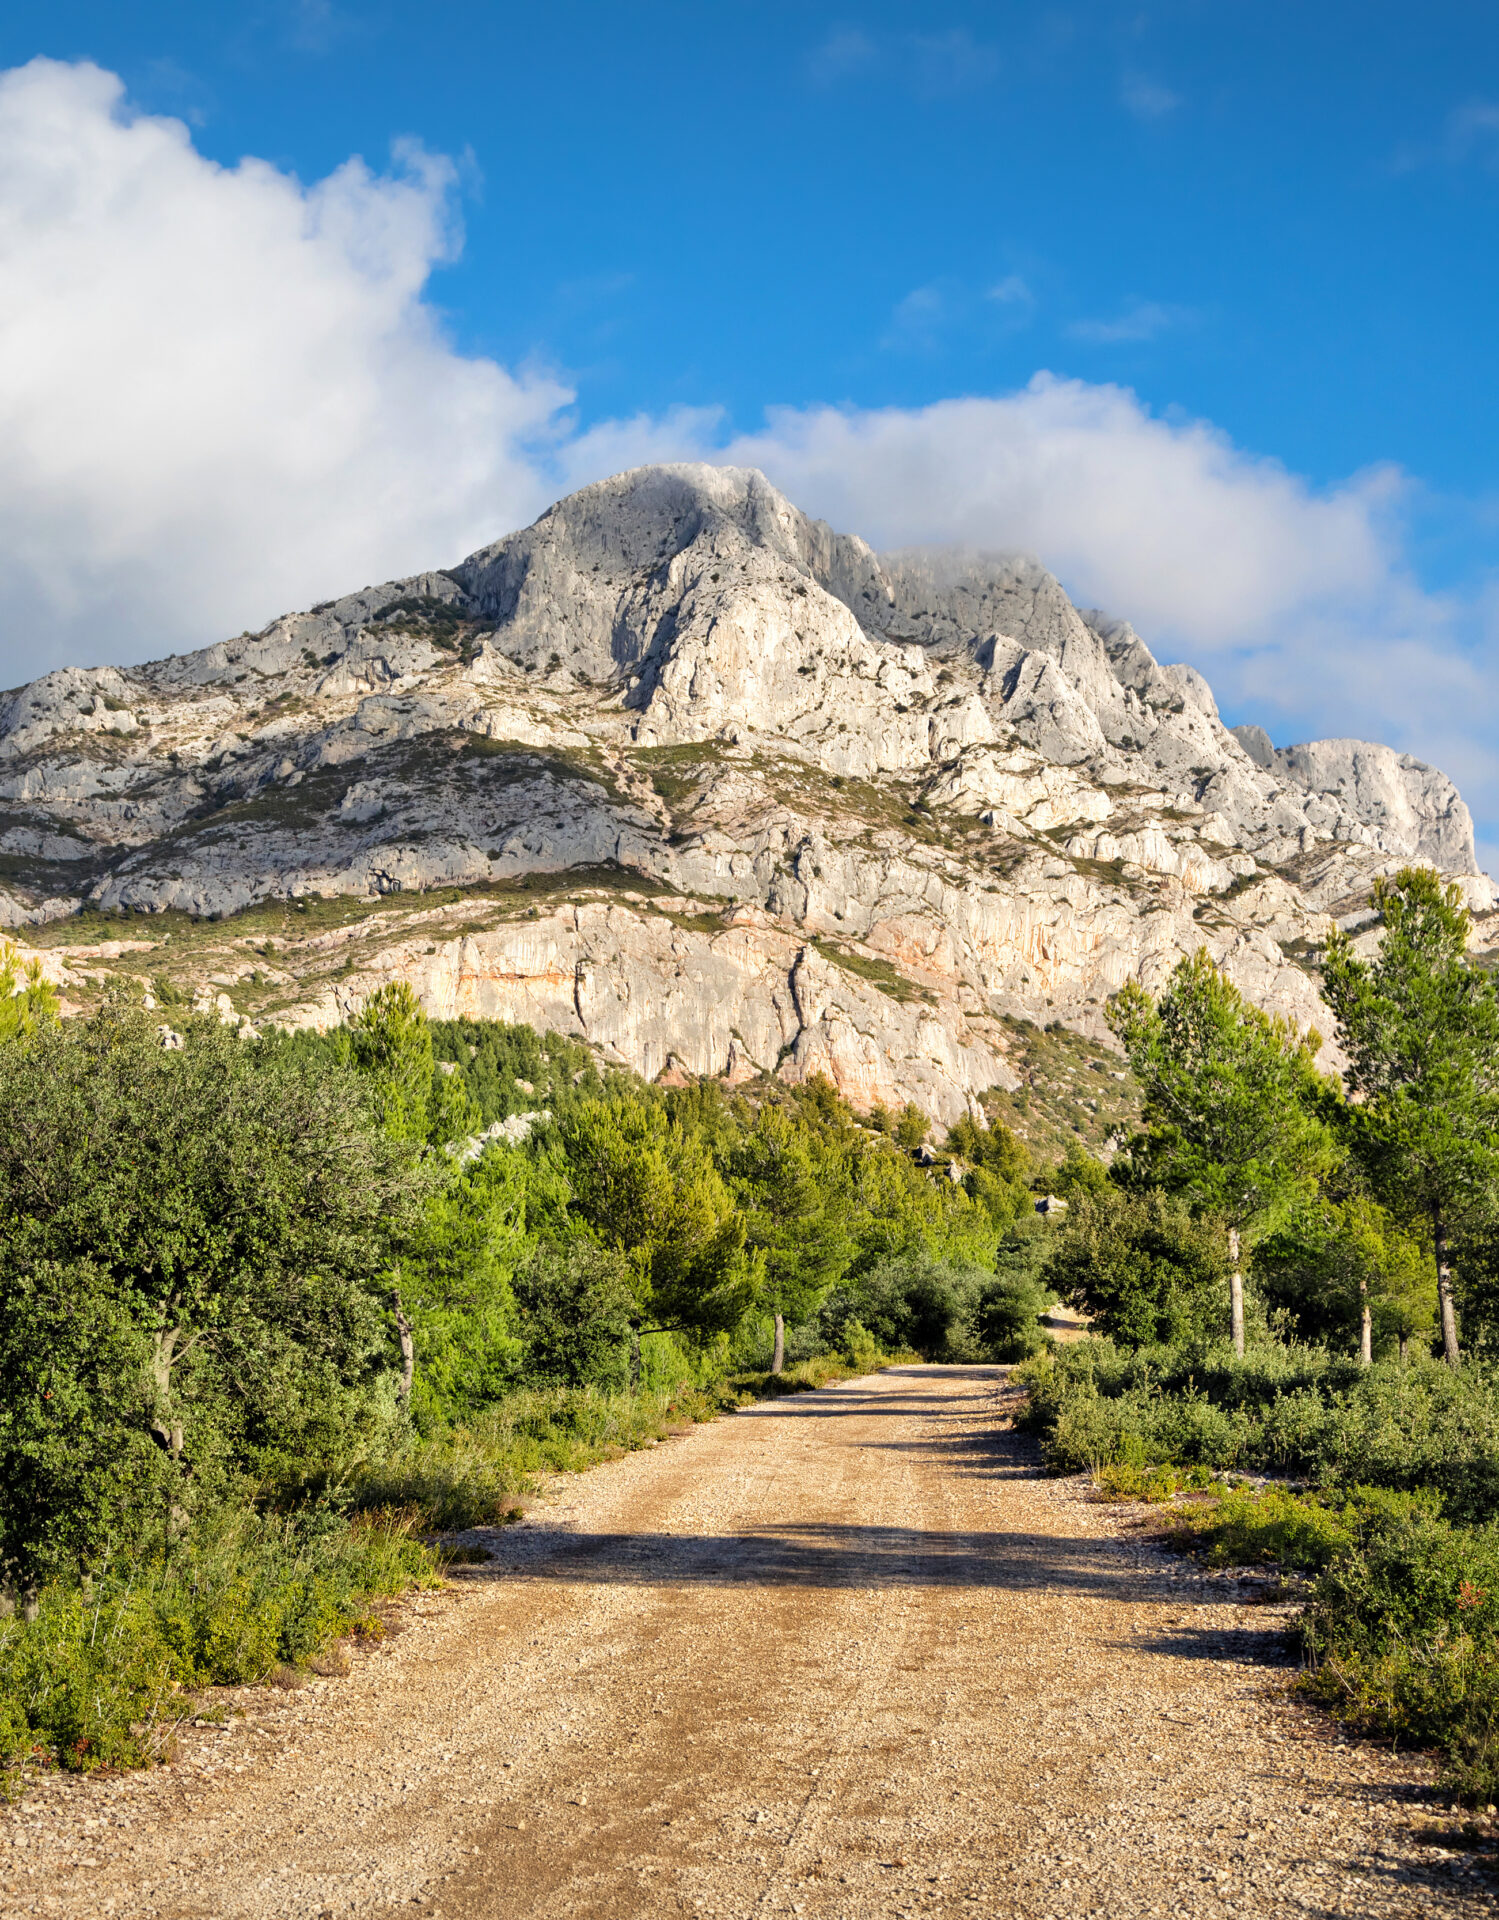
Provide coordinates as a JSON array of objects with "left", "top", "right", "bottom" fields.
[{"left": 3, "top": 464, "right": 1491, "bottom": 1117}]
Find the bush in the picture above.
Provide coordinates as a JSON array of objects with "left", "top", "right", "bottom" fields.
[
  {"left": 511, "top": 1241, "right": 635, "bottom": 1389},
  {"left": 1020, "top": 1331, "right": 1499, "bottom": 1803},
  {"left": 1165, "top": 1482, "right": 1439, "bottom": 1572},
  {"left": 825, "top": 1232, "right": 1057, "bottom": 1366},
  {"left": 1044, "top": 1187, "right": 1229, "bottom": 1346},
  {"left": 1017, "top": 1338, "right": 1499, "bottom": 1513},
  {"left": 348, "top": 1382, "right": 726, "bottom": 1530},
  {"left": 0, "top": 1506, "right": 436, "bottom": 1786},
  {"left": 0, "top": 998, "right": 421, "bottom": 1587}
]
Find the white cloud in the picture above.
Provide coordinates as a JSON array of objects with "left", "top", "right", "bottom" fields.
[
  {"left": 701, "top": 378, "right": 1402, "bottom": 651},
  {"left": 2, "top": 59, "right": 1497, "bottom": 861},
  {"left": 1444, "top": 100, "right": 1499, "bottom": 169},
  {"left": 1066, "top": 299, "right": 1193, "bottom": 343},
  {"left": 881, "top": 283, "right": 950, "bottom": 352},
  {"left": 0, "top": 58, "right": 569, "bottom": 681},
  {"left": 563, "top": 378, "right": 1499, "bottom": 854},
  {"left": 802, "top": 24, "right": 999, "bottom": 98},
  {"left": 908, "top": 29, "right": 1001, "bottom": 97},
  {"left": 987, "top": 274, "right": 1034, "bottom": 309},
  {"left": 804, "top": 26, "right": 879, "bottom": 86}
]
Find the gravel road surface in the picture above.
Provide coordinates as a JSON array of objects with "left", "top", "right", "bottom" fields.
[{"left": 7, "top": 1365, "right": 1493, "bottom": 1917}]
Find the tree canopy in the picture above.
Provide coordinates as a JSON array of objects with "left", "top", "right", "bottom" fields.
[
  {"left": 1109, "top": 948, "right": 1341, "bottom": 1352},
  {"left": 1322, "top": 867, "right": 1499, "bottom": 1363},
  {"left": 0, "top": 993, "right": 425, "bottom": 1584}
]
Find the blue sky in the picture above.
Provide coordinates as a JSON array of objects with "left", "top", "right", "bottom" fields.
[{"left": 2, "top": 3, "right": 1499, "bottom": 857}]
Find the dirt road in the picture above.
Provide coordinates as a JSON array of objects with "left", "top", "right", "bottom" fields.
[{"left": 8, "top": 1367, "right": 1492, "bottom": 1917}]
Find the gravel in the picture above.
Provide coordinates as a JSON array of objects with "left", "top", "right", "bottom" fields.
[{"left": 4, "top": 1365, "right": 1493, "bottom": 1917}]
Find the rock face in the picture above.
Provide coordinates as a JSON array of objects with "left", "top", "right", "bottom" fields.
[{"left": 2, "top": 464, "right": 1492, "bottom": 1120}]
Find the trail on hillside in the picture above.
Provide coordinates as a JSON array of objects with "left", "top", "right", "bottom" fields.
[{"left": 7, "top": 1369, "right": 1488, "bottom": 1918}]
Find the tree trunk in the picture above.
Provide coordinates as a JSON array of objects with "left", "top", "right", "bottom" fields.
[
  {"left": 771, "top": 1313, "right": 785, "bottom": 1376},
  {"left": 392, "top": 1290, "right": 414, "bottom": 1409},
  {"left": 1399, "top": 1331, "right": 1409, "bottom": 1364},
  {"left": 1433, "top": 1207, "right": 1461, "bottom": 1366},
  {"left": 1359, "top": 1279, "right": 1373, "bottom": 1368},
  {"left": 630, "top": 1326, "right": 642, "bottom": 1392},
  {"left": 1228, "top": 1228, "right": 1245, "bottom": 1358},
  {"left": 149, "top": 1326, "right": 185, "bottom": 1458}
]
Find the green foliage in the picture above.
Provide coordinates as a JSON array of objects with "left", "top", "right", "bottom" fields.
[
  {"left": 1299, "top": 1503, "right": 1499, "bottom": 1798},
  {"left": 945, "top": 1112, "right": 1033, "bottom": 1225},
  {"left": 1322, "top": 867, "right": 1499, "bottom": 1360},
  {"left": 1109, "top": 948, "right": 1340, "bottom": 1245},
  {"left": 397, "top": 1147, "right": 529, "bottom": 1428},
  {"left": 820, "top": 1248, "right": 1018, "bottom": 1362},
  {"left": 341, "top": 981, "right": 479, "bottom": 1146},
  {"left": 0, "top": 1507, "right": 435, "bottom": 1785},
  {"left": 559, "top": 1096, "right": 753, "bottom": 1340},
  {"left": 511, "top": 1240, "right": 635, "bottom": 1389},
  {"left": 348, "top": 1379, "right": 748, "bottom": 1531},
  {"left": 1019, "top": 1330, "right": 1499, "bottom": 1799},
  {"left": 971, "top": 1268, "right": 1055, "bottom": 1362},
  {"left": 1044, "top": 1186, "right": 1230, "bottom": 1346},
  {"left": 1254, "top": 1190, "right": 1435, "bottom": 1358},
  {"left": 428, "top": 1018, "right": 610, "bottom": 1126},
  {"left": 971, "top": 1216, "right": 1057, "bottom": 1360},
  {"left": 1019, "top": 1338, "right": 1499, "bottom": 1511},
  {"left": 0, "top": 993, "right": 424, "bottom": 1585},
  {"left": 0, "top": 939, "right": 59, "bottom": 1042},
  {"left": 1165, "top": 1481, "right": 1440, "bottom": 1572},
  {"left": 1049, "top": 1142, "right": 1110, "bottom": 1200},
  {"left": 726, "top": 1102, "right": 852, "bottom": 1328}
]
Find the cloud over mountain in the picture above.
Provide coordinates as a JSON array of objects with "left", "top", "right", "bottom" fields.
[{"left": 0, "top": 57, "right": 1492, "bottom": 858}]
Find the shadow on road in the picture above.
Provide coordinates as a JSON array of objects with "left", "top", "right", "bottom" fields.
[{"left": 462, "top": 1516, "right": 1162, "bottom": 1598}]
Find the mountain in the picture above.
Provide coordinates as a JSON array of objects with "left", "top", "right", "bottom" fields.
[{"left": 3, "top": 464, "right": 1492, "bottom": 1125}]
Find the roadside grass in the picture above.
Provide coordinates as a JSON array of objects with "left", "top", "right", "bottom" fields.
[
  {"left": 1016, "top": 1336, "right": 1499, "bottom": 1803},
  {"left": 0, "top": 1351, "right": 907, "bottom": 1796},
  {"left": 0, "top": 1506, "right": 436, "bottom": 1792},
  {"left": 349, "top": 1351, "right": 914, "bottom": 1531}
]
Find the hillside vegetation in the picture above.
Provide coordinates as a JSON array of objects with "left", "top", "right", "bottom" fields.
[{"left": 11, "top": 860, "right": 1499, "bottom": 1805}]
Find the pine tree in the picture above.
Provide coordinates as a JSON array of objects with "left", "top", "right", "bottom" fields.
[
  {"left": 727, "top": 1104, "right": 852, "bottom": 1372},
  {"left": 1321, "top": 867, "right": 1499, "bottom": 1365},
  {"left": 1109, "top": 949, "right": 1340, "bottom": 1354},
  {"left": 0, "top": 938, "right": 59, "bottom": 1042}
]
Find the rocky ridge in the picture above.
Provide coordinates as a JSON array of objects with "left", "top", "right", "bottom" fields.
[{"left": 3, "top": 464, "right": 1492, "bottom": 1121}]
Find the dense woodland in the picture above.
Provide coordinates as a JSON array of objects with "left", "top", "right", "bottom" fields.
[{"left": 5, "top": 865, "right": 1499, "bottom": 1799}]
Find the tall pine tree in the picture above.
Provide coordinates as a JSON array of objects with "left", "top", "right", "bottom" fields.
[
  {"left": 1109, "top": 949, "right": 1339, "bottom": 1354},
  {"left": 1322, "top": 867, "right": 1499, "bottom": 1365}
]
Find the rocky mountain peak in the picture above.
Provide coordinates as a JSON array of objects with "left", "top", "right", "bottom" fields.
[{"left": 1, "top": 463, "right": 1491, "bottom": 1121}]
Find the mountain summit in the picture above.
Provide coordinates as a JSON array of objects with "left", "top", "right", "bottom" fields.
[{"left": 2, "top": 464, "right": 1490, "bottom": 1118}]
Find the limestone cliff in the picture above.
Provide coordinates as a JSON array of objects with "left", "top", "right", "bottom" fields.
[{"left": 3, "top": 464, "right": 1491, "bottom": 1121}]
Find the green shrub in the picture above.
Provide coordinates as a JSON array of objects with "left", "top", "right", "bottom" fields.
[
  {"left": 1044, "top": 1186, "right": 1229, "bottom": 1347},
  {"left": 511, "top": 1241, "right": 634, "bottom": 1389},
  {"left": 0, "top": 998, "right": 422, "bottom": 1587},
  {"left": 0, "top": 1506, "right": 436, "bottom": 1789},
  {"left": 829, "top": 1251, "right": 995, "bottom": 1361},
  {"left": 348, "top": 1383, "right": 726, "bottom": 1529},
  {"left": 1023, "top": 1336, "right": 1499, "bottom": 1803},
  {"left": 1017, "top": 1339, "right": 1499, "bottom": 1513}
]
